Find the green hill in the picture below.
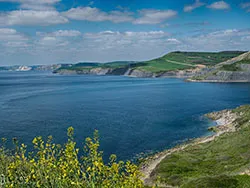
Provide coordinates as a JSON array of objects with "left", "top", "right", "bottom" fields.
[
  {"left": 145, "top": 105, "right": 250, "bottom": 188},
  {"left": 55, "top": 51, "right": 246, "bottom": 74},
  {"left": 133, "top": 51, "right": 246, "bottom": 73}
]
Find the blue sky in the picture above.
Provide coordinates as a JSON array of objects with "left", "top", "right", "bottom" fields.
[{"left": 0, "top": 0, "right": 249, "bottom": 65}]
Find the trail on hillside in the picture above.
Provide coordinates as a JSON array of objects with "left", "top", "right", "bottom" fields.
[{"left": 165, "top": 59, "right": 197, "bottom": 67}]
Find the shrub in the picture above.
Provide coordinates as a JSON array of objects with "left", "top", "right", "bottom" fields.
[{"left": 0, "top": 127, "right": 143, "bottom": 188}]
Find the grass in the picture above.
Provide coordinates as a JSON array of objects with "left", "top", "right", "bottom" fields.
[
  {"left": 220, "top": 64, "right": 242, "bottom": 71},
  {"left": 136, "top": 60, "right": 190, "bottom": 73},
  {"left": 237, "top": 60, "right": 250, "bottom": 64},
  {"left": 151, "top": 105, "right": 250, "bottom": 187},
  {"left": 181, "top": 175, "right": 250, "bottom": 188},
  {"left": 135, "top": 51, "right": 245, "bottom": 73}
]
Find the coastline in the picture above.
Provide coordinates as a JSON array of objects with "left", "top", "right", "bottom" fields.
[
  {"left": 140, "top": 108, "right": 238, "bottom": 186},
  {"left": 54, "top": 69, "right": 250, "bottom": 83},
  {"left": 186, "top": 78, "right": 250, "bottom": 83}
]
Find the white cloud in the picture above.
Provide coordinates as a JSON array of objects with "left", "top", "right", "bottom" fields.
[
  {"left": 0, "top": 28, "right": 27, "bottom": 41},
  {"left": 0, "top": 10, "right": 68, "bottom": 26},
  {"left": 166, "top": 38, "right": 181, "bottom": 44},
  {"left": 83, "top": 31, "right": 169, "bottom": 46},
  {"left": 1, "top": 29, "right": 250, "bottom": 65},
  {"left": 240, "top": 2, "right": 250, "bottom": 12},
  {"left": 19, "top": 3, "right": 55, "bottom": 11},
  {"left": 37, "top": 30, "right": 82, "bottom": 37},
  {"left": 184, "top": 0, "right": 205, "bottom": 12},
  {"left": 182, "top": 29, "right": 250, "bottom": 51},
  {"left": 0, "top": 0, "right": 60, "bottom": 10},
  {"left": 0, "top": 28, "right": 29, "bottom": 49},
  {"left": 133, "top": 9, "right": 177, "bottom": 24},
  {"left": 63, "top": 7, "right": 134, "bottom": 23},
  {"left": 36, "top": 30, "right": 83, "bottom": 48},
  {"left": 38, "top": 36, "right": 68, "bottom": 46},
  {"left": 207, "top": 1, "right": 230, "bottom": 10}
]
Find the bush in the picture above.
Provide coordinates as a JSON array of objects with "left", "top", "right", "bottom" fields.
[{"left": 0, "top": 127, "right": 143, "bottom": 188}]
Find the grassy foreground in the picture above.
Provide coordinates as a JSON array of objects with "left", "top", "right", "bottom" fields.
[
  {"left": 0, "top": 128, "right": 143, "bottom": 188},
  {"left": 150, "top": 105, "right": 250, "bottom": 187}
]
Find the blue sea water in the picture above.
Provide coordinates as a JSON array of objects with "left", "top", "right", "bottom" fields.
[{"left": 0, "top": 71, "right": 250, "bottom": 161}]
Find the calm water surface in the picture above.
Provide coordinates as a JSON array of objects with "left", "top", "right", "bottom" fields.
[{"left": 1, "top": 71, "right": 250, "bottom": 160}]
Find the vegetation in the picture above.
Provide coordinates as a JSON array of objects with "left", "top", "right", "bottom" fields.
[
  {"left": 237, "top": 60, "right": 250, "bottom": 65},
  {"left": 155, "top": 51, "right": 245, "bottom": 65},
  {"left": 220, "top": 64, "right": 242, "bottom": 71},
  {"left": 0, "top": 128, "right": 143, "bottom": 188},
  {"left": 55, "top": 51, "right": 246, "bottom": 74},
  {"left": 219, "top": 60, "right": 250, "bottom": 72},
  {"left": 135, "top": 59, "right": 190, "bottom": 73},
  {"left": 150, "top": 105, "right": 250, "bottom": 187}
]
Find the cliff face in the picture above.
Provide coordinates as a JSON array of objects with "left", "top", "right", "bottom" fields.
[
  {"left": 55, "top": 66, "right": 200, "bottom": 78},
  {"left": 190, "top": 51, "right": 250, "bottom": 82},
  {"left": 192, "top": 71, "right": 250, "bottom": 82}
]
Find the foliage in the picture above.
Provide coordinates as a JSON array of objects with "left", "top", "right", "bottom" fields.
[{"left": 0, "top": 128, "right": 143, "bottom": 188}]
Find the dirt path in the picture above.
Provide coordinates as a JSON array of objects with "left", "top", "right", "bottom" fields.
[{"left": 165, "top": 60, "right": 197, "bottom": 67}]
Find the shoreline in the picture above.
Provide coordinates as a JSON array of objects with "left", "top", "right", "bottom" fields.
[
  {"left": 186, "top": 78, "right": 250, "bottom": 83},
  {"left": 54, "top": 70, "right": 250, "bottom": 83},
  {"left": 140, "top": 109, "right": 238, "bottom": 186}
]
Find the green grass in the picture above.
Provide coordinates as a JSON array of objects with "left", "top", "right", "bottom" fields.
[
  {"left": 136, "top": 60, "right": 190, "bottom": 73},
  {"left": 220, "top": 64, "right": 242, "bottom": 71},
  {"left": 136, "top": 51, "right": 245, "bottom": 73},
  {"left": 158, "top": 51, "right": 245, "bottom": 66},
  {"left": 237, "top": 60, "right": 250, "bottom": 64},
  {"left": 151, "top": 105, "right": 250, "bottom": 187}
]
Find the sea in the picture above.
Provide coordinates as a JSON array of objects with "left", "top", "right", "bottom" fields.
[{"left": 1, "top": 71, "right": 250, "bottom": 161}]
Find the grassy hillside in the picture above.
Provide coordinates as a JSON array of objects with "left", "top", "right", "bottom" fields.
[
  {"left": 55, "top": 51, "right": 246, "bottom": 74},
  {"left": 150, "top": 105, "right": 250, "bottom": 188},
  {"left": 220, "top": 59, "right": 250, "bottom": 71},
  {"left": 134, "top": 51, "right": 246, "bottom": 73}
]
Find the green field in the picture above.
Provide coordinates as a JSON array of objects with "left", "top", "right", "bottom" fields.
[
  {"left": 150, "top": 105, "right": 250, "bottom": 188},
  {"left": 136, "top": 60, "right": 191, "bottom": 73},
  {"left": 133, "top": 51, "right": 246, "bottom": 73}
]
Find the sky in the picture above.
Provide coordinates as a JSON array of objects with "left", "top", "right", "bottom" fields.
[{"left": 0, "top": 0, "right": 249, "bottom": 65}]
